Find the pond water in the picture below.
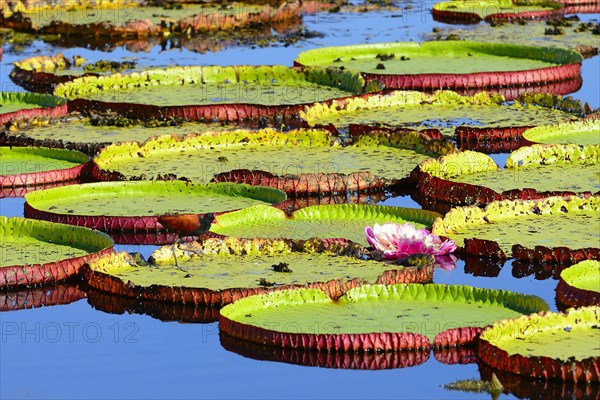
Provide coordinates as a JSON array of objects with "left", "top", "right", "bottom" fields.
[{"left": 1, "top": 3, "right": 599, "bottom": 399}]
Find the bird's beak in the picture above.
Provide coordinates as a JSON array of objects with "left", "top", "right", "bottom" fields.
[{"left": 213, "top": 217, "right": 222, "bottom": 227}]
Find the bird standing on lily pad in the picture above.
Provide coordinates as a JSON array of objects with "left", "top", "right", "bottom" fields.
[
  {"left": 365, "top": 222, "right": 457, "bottom": 270},
  {"left": 157, "top": 213, "right": 218, "bottom": 276}
]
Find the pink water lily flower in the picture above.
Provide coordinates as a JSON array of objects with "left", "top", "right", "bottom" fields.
[{"left": 365, "top": 222, "right": 457, "bottom": 269}]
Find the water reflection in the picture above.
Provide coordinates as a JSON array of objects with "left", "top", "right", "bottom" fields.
[{"left": 0, "top": 282, "right": 85, "bottom": 311}]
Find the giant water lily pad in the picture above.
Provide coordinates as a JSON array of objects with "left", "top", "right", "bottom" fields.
[
  {"left": 522, "top": 120, "right": 600, "bottom": 146},
  {"left": 55, "top": 65, "right": 368, "bottom": 122},
  {"left": 432, "top": 0, "right": 562, "bottom": 24},
  {"left": 432, "top": 195, "right": 600, "bottom": 262},
  {"left": 219, "top": 283, "right": 548, "bottom": 351},
  {"left": 478, "top": 306, "right": 600, "bottom": 382},
  {"left": 411, "top": 144, "right": 600, "bottom": 207},
  {"left": 0, "top": 146, "right": 89, "bottom": 187},
  {"left": 84, "top": 238, "right": 434, "bottom": 306},
  {"left": 301, "top": 90, "right": 580, "bottom": 137},
  {"left": 24, "top": 180, "right": 286, "bottom": 232},
  {"left": 0, "top": 216, "right": 114, "bottom": 288},
  {"left": 0, "top": 0, "right": 301, "bottom": 36},
  {"left": 92, "top": 129, "right": 449, "bottom": 194},
  {"left": 0, "top": 92, "right": 66, "bottom": 124},
  {"left": 209, "top": 204, "right": 440, "bottom": 246},
  {"left": 294, "top": 41, "right": 582, "bottom": 91},
  {"left": 556, "top": 260, "right": 600, "bottom": 307}
]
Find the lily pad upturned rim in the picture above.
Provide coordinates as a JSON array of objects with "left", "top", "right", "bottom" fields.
[
  {"left": 83, "top": 238, "right": 435, "bottom": 307},
  {"left": 0, "top": 146, "right": 90, "bottom": 188},
  {"left": 431, "top": 0, "right": 564, "bottom": 24},
  {"left": 294, "top": 41, "right": 583, "bottom": 90},
  {"left": 556, "top": 260, "right": 600, "bottom": 308},
  {"left": 0, "top": 216, "right": 114, "bottom": 288},
  {"left": 56, "top": 65, "right": 368, "bottom": 122},
  {"left": 219, "top": 283, "right": 548, "bottom": 352},
  {"left": 0, "top": 1, "right": 302, "bottom": 36},
  {"left": 23, "top": 180, "right": 286, "bottom": 232},
  {"left": 478, "top": 306, "right": 600, "bottom": 382},
  {"left": 432, "top": 195, "right": 600, "bottom": 262},
  {"left": 0, "top": 92, "right": 67, "bottom": 124},
  {"left": 91, "top": 128, "right": 433, "bottom": 195},
  {"left": 522, "top": 119, "right": 600, "bottom": 145},
  {"left": 410, "top": 144, "right": 599, "bottom": 207}
]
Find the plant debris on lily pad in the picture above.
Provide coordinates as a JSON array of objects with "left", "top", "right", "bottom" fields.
[
  {"left": 0, "top": 91, "right": 66, "bottom": 124},
  {"left": 294, "top": 41, "right": 582, "bottom": 91},
  {"left": 0, "top": 216, "right": 114, "bottom": 288},
  {"left": 556, "top": 260, "right": 600, "bottom": 308},
  {"left": 54, "top": 65, "right": 369, "bottom": 122},
  {"left": 24, "top": 180, "right": 286, "bottom": 232},
  {"left": 432, "top": 0, "right": 563, "bottom": 24},
  {"left": 411, "top": 144, "right": 599, "bottom": 207},
  {"left": 478, "top": 306, "right": 600, "bottom": 382},
  {"left": 301, "top": 90, "right": 581, "bottom": 138},
  {"left": 83, "top": 237, "right": 435, "bottom": 306},
  {"left": 219, "top": 283, "right": 548, "bottom": 351},
  {"left": 0, "top": 0, "right": 302, "bottom": 37},
  {"left": 522, "top": 119, "right": 600, "bottom": 146},
  {"left": 432, "top": 195, "right": 600, "bottom": 262},
  {"left": 0, "top": 146, "right": 89, "bottom": 188},
  {"left": 92, "top": 129, "right": 448, "bottom": 195},
  {"left": 209, "top": 204, "right": 441, "bottom": 246}
]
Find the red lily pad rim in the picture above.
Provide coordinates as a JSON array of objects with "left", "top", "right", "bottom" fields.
[
  {"left": 219, "top": 283, "right": 548, "bottom": 352},
  {"left": 23, "top": 180, "right": 287, "bottom": 232},
  {"left": 0, "top": 146, "right": 90, "bottom": 188},
  {"left": 478, "top": 306, "right": 600, "bottom": 382},
  {"left": 0, "top": 216, "right": 115, "bottom": 288},
  {"left": 0, "top": 92, "right": 67, "bottom": 124},
  {"left": 83, "top": 241, "right": 435, "bottom": 307}
]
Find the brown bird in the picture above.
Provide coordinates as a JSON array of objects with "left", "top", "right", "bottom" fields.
[{"left": 157, "top": 213, "right": 218, "bottom": 276}]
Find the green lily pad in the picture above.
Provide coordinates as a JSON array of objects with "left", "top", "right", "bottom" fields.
[
  {"left": 210, "top": 204, "right": 440, "bottom": 246},
  {"left": 84, "top": 239, "right": 434, "bottom": 306},
  {"left": 432, "top": 0, "right": 561, "bottom": 23},
  {"left": 478, "top": 306, "right": 600, "bottom": 382},
  {"left": 0, "top": 92, "right": 66, "bottom": 124},
  {"left": 412, "top": 145, "right": 599, "bottom": 207},
  {"left": 92, "top": 129, "right": 447, "bottom": 194},
  {"left": 54, "top": 65, "right": 363, "bottom": 107},
  {"left": 522, "top": 120, "right": 600, "bottom": 146},
  {"left": 0, "top": 146, "right": 89, "bottom": 187},
  {"left": 301, "top": 90, "right": 579, "bottom": 137},
  {"left": 432, "top": 195, "right": 600, "bottom": 257},
  {"left": 24, "top": 180, "right": 286, "bottom": 231},
  {"left": 556, "top": 260, "right": 600, "bottom": 308},
  {"left": 219, "top": 283, "right": 548, "bottom": 351},
  {"left": 0, "top": 216, "right": 114, "bottom": 288},
  {"left": 294, "top": 41, "right": 582, "bottom": 91}
]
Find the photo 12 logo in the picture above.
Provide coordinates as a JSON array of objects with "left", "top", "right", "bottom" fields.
[{"left": 1, "top": 321, "right": 139, "bottom": 344}]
